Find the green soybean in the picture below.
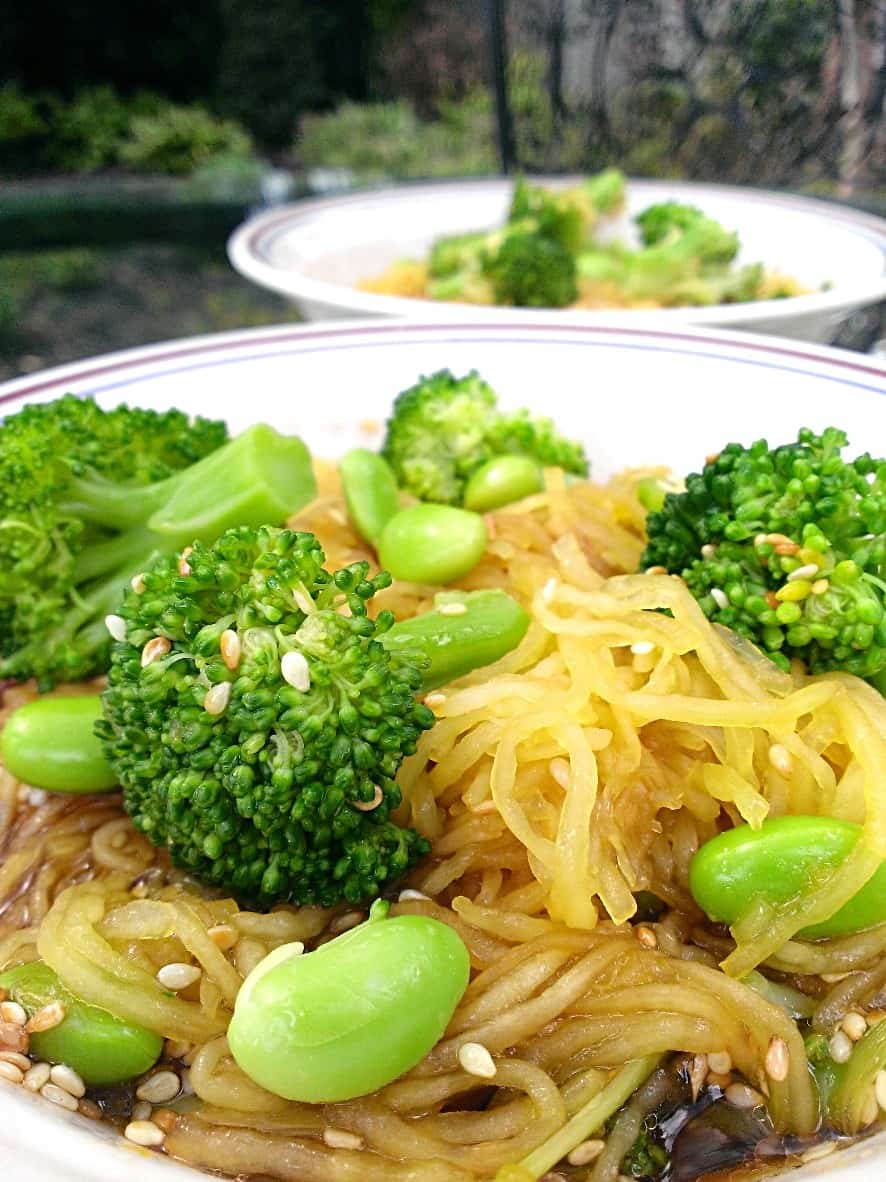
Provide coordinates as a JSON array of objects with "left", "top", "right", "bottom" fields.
[
  {"left": 228, "top": 900, "right": 469, "bottom": 1103},
  {"left": 689, "top": 815, "right": 886, "bottom": 939},
  {"left": 0, "top": 961, "right": 162, "bottom": 1085},
  {"left": 339, "top": 448, "right": 401, "bottom": 544},
  {"left": 378, "top": 504, "right": 487, "bottom": 585},
  {"left": 463, "top": 455, "right": 543, "bottom": 513},
  {"left": 636, "top": 477, "right": 666, "bottom": 513},
  {"left": 382, "top": 589, "right": 529, "bottom": 692},
  {"left": 1, "top": 696, "right": 116, "bottom": 794}
]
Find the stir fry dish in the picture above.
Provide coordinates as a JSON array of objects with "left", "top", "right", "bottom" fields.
[
  {"left": 361, "top": 170, "right": 805, "bottom": 310},
  {"left": 1, "top": 375, "right": 885, "bottom": 1182}
]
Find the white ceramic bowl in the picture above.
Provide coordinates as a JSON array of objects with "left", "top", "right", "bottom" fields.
[
  {"left": 1, "top": 320, "right": 885, "bottom": 1182},
  {"left": 227, "top": 178, "right": 886, "bottom": 343}
]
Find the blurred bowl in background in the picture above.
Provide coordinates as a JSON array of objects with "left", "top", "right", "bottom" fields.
[{"left": 228, "top": 177, "right": 886, "bottom": 343}]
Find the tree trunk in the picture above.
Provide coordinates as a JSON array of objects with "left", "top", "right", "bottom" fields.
[{"left": 837, "top": 0, "right": 864, "bottom": 194}]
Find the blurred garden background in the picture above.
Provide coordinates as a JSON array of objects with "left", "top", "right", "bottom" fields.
[{"left": 1, "top": 0, "right": 884, "bottom": 377}]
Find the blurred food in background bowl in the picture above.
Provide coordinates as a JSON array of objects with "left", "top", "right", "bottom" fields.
[{"left": 228, "top": 177, "right": 886, "bottom": 343}]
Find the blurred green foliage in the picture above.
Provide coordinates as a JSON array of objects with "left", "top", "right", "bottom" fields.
[{"left": 119, "top": 106, "right": 252, "bottom": 175}]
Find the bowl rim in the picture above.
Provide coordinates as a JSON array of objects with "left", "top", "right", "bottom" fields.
[{"left": 227, "top": 176, "right": 886, "bottom": 323}]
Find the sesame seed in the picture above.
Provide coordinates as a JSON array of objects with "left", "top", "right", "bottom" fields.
[
  {"left": 549, "top": 757, "right": 571, "bottom": 790},
  {"left": 710, "top": 588, "right": 729, "bottom": 611},
  {"left": 151, "top": 1108, "right": 177, "bottom": 1133},
  {"left": 800, "top": 1142, "right": 837, "bottom": 1164},
  {"left": 471, "top": 799, "right": 497, "bottom": 814},
  {"left": 765, "top": 1036, "right": 790, "bottom": 1082},
  {"left": 0, "top": 1060, "right": 24, "bottom": 1084},
  {"left": 0, "top": 1022, "right": 28, "bottom": 1054},
  {"left": 104, "top": 614, "right": 127, "bottom": 642},
  {"left": 438, "top": 601, "right": 467, "bottom": 616},
  {"left": 0, "top": 1051, "right": 30, "bottom": 1071},
  {"left": 774, "top": 542, "right": 800, "bottom": 556},
  {"left": 78, "top": 1098, "right": 103, "bottom": 1120},
  {"left": 424, "top": 692, "right": 447, "bottom": 709},
  {"left": 49, "top": 1064, "right": 85, "bottom": 1097},
  {"left": 124, "top": 1119, "right": 166, "bottom": 1147},
  {"left": 203, "top": 681, "right": 232, "bottom": 716},
  {"left": 207, "top": 924, "right": 238, "bottom": 951},
  {"left": 323, "top": 1127, "right": 364, "bottom": 1151},
  {"left": 23, "top": 1062, "right": 50, "bottom": 1091},
  {"left": 876, "top": 1070, "right": 886, "bottom": 1113},
  {"left": 0, "top": 1001, "right": 26, "bottom": 1027},
  {"left": 41, "top": 1082, "right": 79, "bottom": 1111},
  {"left": 141, "top": 636, "right": 171, "bottom": 667},
  {"left": 707, "top": 1050, "right": 732, "bottom": 1075},
  {"left": 811, "top": 578, "right": 829, "bottom": 595},
  {"left": 567, "top": 1139, "right": 605, "bottom": 1166},
  {"left": 293, "top": 589, "right": 315, "bottom": 615},
  {"left": 765, "top": 533, "right": 795, "bottom": 547},
  {"left": 136, "top": 1070, "right": 180, "bottom": 1104},
  {"left": 725, "top": 1082, "right": 764, "bottom": 1109},
  {"left": 329, "top": 912, "right": 363, "bottom": 934},
  {"left": 130, "top": 573, "right": 146, "bottom": 594},
  {"left": 701, "top": 544, "right": 717, "bottom": 560},
  {"left": 541, "top": 577, "right": 559, "bottom": 603},
  {"left": 688, "top": 1054, "right": 708, "bottom": 1101},
  {"left": 281, "top": 650, "right": 311, "bottom": 692},
  {"left": 788, "top": 563, "right": 820, "bottom": 583},
  {"left": 635, "top": 925, "right": 658, "bottom": 949},
  {"left": 630, "top": 641, "right": 655, "bottom": 655},
  {"left": 156, "top": 963, "right": 202, "bottom": 991},
  {"left": 841, "top": 1011, "right": 868, "bottom": 1042},
  {"left": 645, "top": 565, "right": 668, "bottom": 576},
  {"left": 398, "top": 889, "right": 430, "bottom": 902},
  {"left": 132, "top": 1100, "right": 153, "bottom": 1121},
  {"left": 829, "top": 1030, "right": 853, "bottom": 1063},
  {"left": 177, "top": 547, "right": 193, "bottom": 577},
  {"left": 351, "top": 785, "right": 383, "bottom": 812},
  {"left": 458, "top": 1042, "right": 497, "bottom": 1079},
  {"left": 220, "top": 629, "right": 241, "bottom": 671},
  {"left": 768, "top": 744, "right": 794, "bottom": 779}
]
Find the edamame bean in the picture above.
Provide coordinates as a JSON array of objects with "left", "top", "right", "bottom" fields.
[
  {"left": 378, "top": 504, "right": 487, "bottom": 585},
  {"left": 636, "top": 477, "right": 666, "bottom": 513},
  {"left": 0, "top": 961, "right": 162, "bottom": 1085},
  {"left": 463, "top": 455, "right": 543, "bottom": 513},
  {"left": 339, "top": 449, "right": 401, "bottom": 544},
  {"left": 228, "top": 900, "right": 469, "bottom": 1102},
  {"left": 1, "top": 696, "right": 116, "bottom": 794},
  {"left": 689, "top": 815, "right": 886, "bottom": 939},
  {"left": 382, "top": 589, "right": 529, "bottom": 691}
]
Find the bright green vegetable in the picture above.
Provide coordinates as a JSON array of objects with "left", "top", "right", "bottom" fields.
[
  {"left": 829, "top": 1017, "right": 886, "bottom": 1133},
  {"left": 98, "top": 526, "right": 526, "bottom": 907},
  {"left": 0, "top": 696, "right": 116, "bottom": 794},
  {"left": 635, "top": 476, "right": 666, "bottom": 513},
  {"left": 485, "top": 230, "right": 578, "bottom": 308},
  {"left": 689, "top": 816, "right": 886, "bottom": 939},
  {"left": 378, "top": 504, "right": 488, "bottom": 584},
  {"left": 228, "top": 899, "right": 469, "bottom": 1102},
  {"left": 382, "top": 590, "right": 529, "bottom": 692},
  {"left": 0, "top": 961, "right": 162, "bottom": 1085},
  {"left": 463, "top": 455, "right": 544, "bottom": 513},
  {"left": 339, "top": 448, "right": 401, "bottom": 544}
]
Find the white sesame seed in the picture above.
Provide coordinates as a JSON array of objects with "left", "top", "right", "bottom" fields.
[
  {"left": 842, "top": 1012, "right": 868, "bottom": 1041},
  {"left": 351, "top": 785, "right": 383, "bottom": 812},
  {"left": 141, "top": 636, "right": 171, "bottom": 667},
  {"left": 788, "top": 563, "right": 820, "bottom": 583},
  {"left": 0, "top": 1002, "right": 26, "bottom": 1027},
  {"left": 876, "top": 1070, "right": 886, "bottom": 1114},
  {"left": 424, "top": 692, "right": 447, "bottom": 709},
  {"left": 701, "top": 544, "right": 717, "bottom": 560},
  {"left": 635, "top": 925, "right": 658, "bottom": 949},
  {"left": 104, "top": 614, "right": 127, "bottom": 642},
  {"left": 132, "top": 1100, "right": 153, "bottom": 1121},
  {"left": 829, "top": 1031, "right": 853, "bottom": 1063},
  {"left": 293, "top": 589, "right": 315, "bottom": 615},
  {"left": 800, "top": 1142, "right": 837, "bottom": 1164},
  {"left": 398, "top": 889, "right": 431, "bottom": 903},
  {"left": 322, "top": 1127, "right": 364, "bottom": 1151},
  {"left": 688, "top": 1054, "right": 708, "bottom": 1101},
  {"left": 281, "top": 650, "right": 311, "bottom": 692},
  {"left": 458, "top": 1042, "right": 497, "bottom": 1079},
  {"left": 567, "top": 1139, "right": 605, "bottom": 1167},
  {"left": 23, "top": 1062, "right": 51, "bottom": 1091},
  {"left": 203, "top": 681, "right": 231, "bottom": 716},
  {"left": 710, "top": 588, "right": 729, "bottom": 611},
  {"left": 707, "top": 1050, "right": 732, "bottom": 1075},
  {"left": 725, "top": 1082, "right": 764, "bottom": 1109},
  {"left": 0, "top": 1060, "right": 24, "bottom": 1084},
  {"left": 630, "top": 640, "right": 655, "bottom": 655},
  {"left": 768, "top": 744, "right": 794, "bottom": 779},
  {"left": 50, "top": 1064, "right": 85, "bottom": 1097},
  {"left": 0, "top": 1051, "right": 30, "bottom": 1071},
  {"left": 220, "top": 629, "right": 241, "bottom": 671},
  {"left": 549, "top": 757, "right": 571, "bottom": 790},
  {"left": 438, "top": 601, "right": 467, "bottom": 616},
  {"left": 207, "top": 924, "right": 238, "bottom": 951},
  {"left": 811, "top": 578, "right": 829, "bottom": 595},
  {"left": 41, "top": 1082, "right": 79, "bottom": 1111},
  {"left": 177, "top": 547, "right": 193, "bottom": 577},
  {"left": 130, "top": 573, "right": 146, "bottom": 594},
  {"left": 124, "top": 1119, "right": 166, "bottom": 1147},
  {"left": 156, "top": 963, "right": 202, "bottom": 991},
  {"left": 136, "top": 1070, "right": 180, "bottom": 1104},
  {"left": 765, "top": 1036, "right": 790, "bottom": 1082},
  {"left": 541, "top": 577, "right": 559, "bottom": 603}
]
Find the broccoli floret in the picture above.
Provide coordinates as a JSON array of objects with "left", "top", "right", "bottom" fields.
[
  {"left": 97, "top": 527, "right": 528, "bottom": 906},
  {"left": 485, "top": 230, "right": 578, "bottom": 308},
  {"left": 636, "top": 201, "right": 707, "bottom": 246},
  {"left": 581, "top": 167, "right": 627, "bottom": 216},
  {"left": 0, "top": 395, "right": 316, "bottom": 689},
  {"left": 642, "top": 428, "right": 886, "bottom": 682},
  {"left": 428, "top": 231, "right": 490, "bottom": 279},
  {"left": 509, "top": 178, "right": 587, "bottom": 255},
  {"left": 381, "top": 369, "right": 588, "bottom": 505}
]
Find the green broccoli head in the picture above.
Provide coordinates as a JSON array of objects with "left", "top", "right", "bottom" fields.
[
  {"left": 508, "top": 178, "right": 587, "bottom": 255},
  {"left": 636, "top": 201, "right": 706, "bottom": 246},
  {"left": 428, "top": 230, "right": 490, "bottom": 279},
  {"left": 582, "top": 167, "right": 627, "bottom": 216},
  {"left": 97, "top": 525, "right": 435, "bottom": 907},
  {"left": 381, "top": 369, "right": 589, "bottom": 505},
  {"left": 642, "top": 428, "right": 886, "bottom": 680},
  {"left": 486, "top": 230, "right": 578, "bottom": 308}
]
